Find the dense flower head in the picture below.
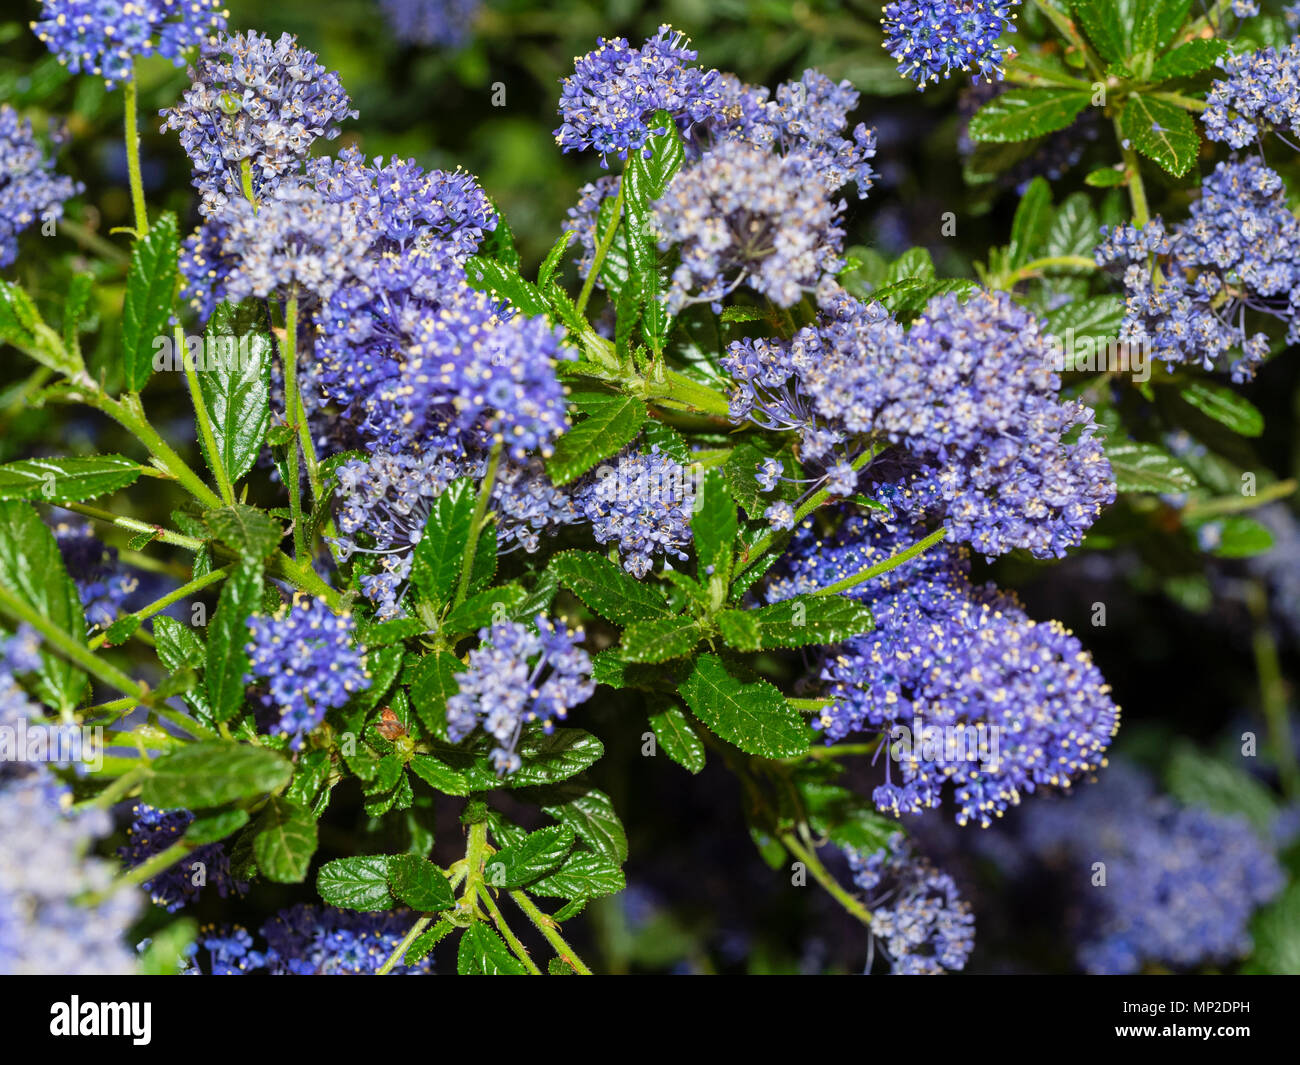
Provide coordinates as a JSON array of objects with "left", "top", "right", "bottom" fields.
[
  {"left": 555, "top": 25, "right": 727, "bottom": 163},
  {"left": 332, "top": 450, "right": 578, "bottom": 618},
  {"left": 244, "top": 595, "right": 370, "bottom": 748},
  {"left": 161, "top": 29, "right": 356, "bottom": 217},
  {"left": 847, "top": 833, "right": 974, "bottom": 973},
  {"left": 31, "top": 0, "right": 228, "bottom": 86},
  {"left": 576, "top": 445, "right": 697, "bottom": 577},
  {"left": 117, "top": 804, "right": 245, "bottom": 912},
  {"left": 654, "top": 140, "right": 847, "bottom": 312},
  {"left": 1012, "top": 762, "right": 1284, "bottom": 973},
  {"left": 1097, "top": 158, "right": 1300, "bottom": 382},
  {"left": 379, "top": 0, "right": 481, "bottom": 48},
  {"left": 193, "top": 904, "right": 432, "bottom": 974},
  {"left": 52, "top": 521, "right": 139, "bottom": 629},
  {"left": 770, "top": 516, "right": 1121, "bottom": 826},
  {"left": 0, "top": 772, "right": 140, "bottom": 974},
  {"left": 446, "top": 615, "right": 595, "bottom": 773},
  {"left": 725, "top": 289, "right": 1115, "bottom": 558},
  {"left": 882, "top": 0, "right": 1020, "bottom": 90},
  {"left": 0, "top": 106, "right": 82, "bottom": 269},
  {"left": 1203, "top": 40, "right": 1300, "bottom": 149}
]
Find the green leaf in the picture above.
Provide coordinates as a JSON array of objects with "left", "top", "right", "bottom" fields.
[
  {"left": 547, "top": 391, "right": 647, "bottom": 485},
  {"left": 692, "top": 470, "right": 737, "bottom": 581},
  {"left": 1045, "top": 294, "right": 1124, "bottom": 338},
  {"left": 408, "top": 650, "right": 462, "bottom": 739},
  {"left": 409, "top": 753, "right": 473, "bottom": 796},
  {"left": 799, "top": 783, "right": 896, "bottom": 852},
  {"left": 120, "top": 212, "right": 179, "bottom": 392},
  {"left": 619, "top": 615, "right": 701, "bottom": 663},
  {"left": 0, "top": 455, "right": 141, "bottom": 503},
  {"left": 183, "top": 808, "right": 249, "bottom": 845},
  {"left": 457, "top": 922, "right": 527, "bottom": 975},
  {"left": 528, "top": 850, "right": 625, "bottom": 900},
  {"left": 205, "top": 564, "right": 262, "bottom": 722},
  {"left": 441, "top": 583, "right": 526, "bottom": 636},
  {"left": 0, "top": 280, "right": 81, "bottom": 376},
  {"left": 1106, "top": 440, "right": 1197, "bottom": 493},
  {"left": 1153, "top": 0, "right": 1194, "bottom": 49},
  {"left": 387, "top": 853, "right": 456, "bottom": 911},
  {"left": 252, "top": 797, "right": 318, "bottom": 883},
  {"left": 1179, "top": 380, "right": 1264, "bottom": 437},
  {"left": 204, "top": 503, "right": 283, "bottom": 562},
  {"left": 967, "top": 89, "right": 1092, "bottom": 143},
  {"left": 537, "top": 231, "right": 574, "bottom": 289},
  {"left": 722, "top": 442, "right": 774, "bottom": 517},
  {"left": 197, "top": 303, "right": 272, "bottom": 483},
  {"left": 1247, "top": 882, "right": 1300, "bottom": 975},
  {"left": 316, "top": 855, "right": 394, "bottom": 911},
  {"left": 409, "top": 479, "right": 474, "bottom": 608},
  {"left": 679, "top": 654, "right": 809, "bottom": 758},
  {"left": 508, "top": 729, "right": 604, "bottom": 787},
  {"left": 717, "top": 594, "right": 874, "bottom": 651},
  {"left": 141, "top": 741, "right": 292, "bottom": 808},
  {"left": 1121, "top": 93, "right": 1199, "bottom": 177},
  {"left": 153, "top": 615, "right": 205, "bottom": 671},
  {"left": 534, "top": 783, "right": 628, "bottom": 863},
  {"left": 1150, "top": 37, "right": 1228, "bottom": 80},
  {"left": 1008, "top": 177, "right": 1054, "bottom": 270},
  {"left": 1084, "top": 167, "right": 1127, "bottom": 187},
  {"left": 463, "top": 256, "right": 549, "bottom": 317},
  {"left": 487, "top": 826, "right": 575, "bottom": 888},
  {"left": 0, "top": 501, "right": 87, "bottom": 709},
  {"left": 1165, "top": 744, "right": 1278, "bottom": 835},
  {"left": 1071, "top": 0, "right": 1128, "bottom": 62},
  {"left": 1042, "top": 192, "right": 1099, "bottom": 265},
  {"left": 1193, "top": 515, "right": 1275, "bottom": 558},
  {"left": 550, "top": 550, "right": 671, "bottom": 623},
  {"left": 647, "top": 697, "right": 706, "bottom": 773}
]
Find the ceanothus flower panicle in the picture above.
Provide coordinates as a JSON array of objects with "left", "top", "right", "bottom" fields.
[
  {"left": 577, "top": 445, "right": 697, "bottom": 577},
  {"left": 1097, "top": 157, "right": 1300, "bottom": 382},
  {"left": 555, "top": 25, "right": 727, "bottom": 164},
  {"left": 118, "top": 803, "right": 246, "bottom": 912},
  {"left": 244, "top": 595, "right": 370, "bottom": 749},
  {"left": 161, "top": 29, "right": 356, "bottom": 217},
  {"left": 0, "top": 772, "right": 140, "bottom": 974},
  {"left": 725, "top": 289, "right": 1115, "bottom": 559},
  {"left": 1203, "top": 39, "right": 1300, "bottom": 149},
  {"left": 446, "top": 615, "right": 595, "bottom": 774},
  {"left": 1011, "top": 762, "right": 1284, "bottom": 974},
  {"left": 32, "top": 0, "right": 228, "bottom": 86},
  {"left": 770, "top": 515, "right": 1120, "bottom": 826},
  {"left": 881, "top": 0, "right": 1021, "bottom": 90},
  {"left": 846, "top": 833, "right": 974, "bottom": 974},
  {"left": 379, "top": 0, "right": 481, "bottom": 48},
  {"left": 53, "top": 521, "right": 139, "bottom": 630},
  {"left": 0, "top": 105, "right": 82, "bottom": 269}
]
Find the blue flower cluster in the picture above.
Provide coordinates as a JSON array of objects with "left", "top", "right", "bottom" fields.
[
  {"left": 846, "top": 833, "right": 974, "bottom": 974},
  {"left": 31, "top": 0, "right": 228, "bottom": 86},
  {"left": 1203, "top": 40, "right": 1300, "bottom": 149},
  {"left": 1012, "top": 763, "right": 1284, "bottom": 974},
  {"left": 881, "top": 0, "right": 1020, "bottom": 90},
  {"left": 0, "top": 105, "right": 82, "bottom": 269},
  {"left": 0, "top": 627, "right": 44, "bottom": 778},
  {"left": 555, "top": 25, "right": 727, "bottom": 164},
  {"left": 379, "top": 0, "right": 481, "bottom": 48},
  {"left": 160, "top": 30, "right": 356, "bottom": 218},
  {"left": 770, "top": 516, "right": 1120, "bottom": 826},
  {"left": 333, "top": 451, "right": 578, "bottom": 618},
  {"left": 193, "top": 904, "right": 432, "bottom": 974},
  {"left": 0, "top": 772, "right": 140, "bottom": 974},
  {"left": 577, "top": 446, "right": 697, "bottom": 577},
  {"left": 117, "top": 803, "right": 246, "bottom": 912},
  {"left": 52, "top": 520, "right": 139, "bottom": 630},
  {"left": 244, "top": 596, "right": 370, "bottom": 749},
  {"left": 726, "top": 289, "right": 1115, "bottom": 558},
  {"left": 446, "top": 615, "right": 595, "bottom": 773},
  {"left": 1097, "top": 158, "right": 1300, "bottom": 382}
]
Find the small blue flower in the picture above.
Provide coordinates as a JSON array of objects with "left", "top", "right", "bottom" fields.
[
  {"left": 0, "top": 106, "right": 82, "bottom": 268},
  {"left": 881, "top": 0, "right": 1020, "bottom": 91}
]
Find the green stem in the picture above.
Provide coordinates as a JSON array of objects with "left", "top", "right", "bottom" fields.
[
  {"left": 1008, "top": 254, "right": 1097, "bottom": 284},
  {"left": 84, "top": 840, "right": 190, "bottom": 907},
  {"left": 812, "top": 527, "right": 947, "bottom": 597},
  {"left": 179, "top": 323, "right": 234, "bottom": 504},
  {"left": 50, "top": 500, "right": 204, "bottom": 551},
  {"left": 122, "top": 70, "right": 149, "bottom": 238},
  {"left": 93, "top": 391, "right": 223, "bottom": 508},
  {"left": 1183, "top": 479, "right": 1298, "bottom": 520},
  {"left": 376, "top": 915, "right": 434, "bottom": 975},
  {"left": 281, "top": 292, "right": 308, "bottom": 558},
  {"left": 779, "top": 832, "right": 873, "bottom": 927},
  {"left": 88, "top": 565, "right": 232, "bottom": 650},
  {"left": 575, "top": 168, "right": 627, "bottom": 315},
  {"left": 454, "top": 442, "right": 502, "bottom": 609},
  {"left": 482, "top": 891, "right": 543, "bottom": 974},
  {"left": 1114, "top": 117, "right": 1151, "bottom": 228},
  {"left": 1152, "top": 91, "right": 1207, "bottom": 113},
  {"left": 509, "top": 890, "right": 593, "bottom": 974}
]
